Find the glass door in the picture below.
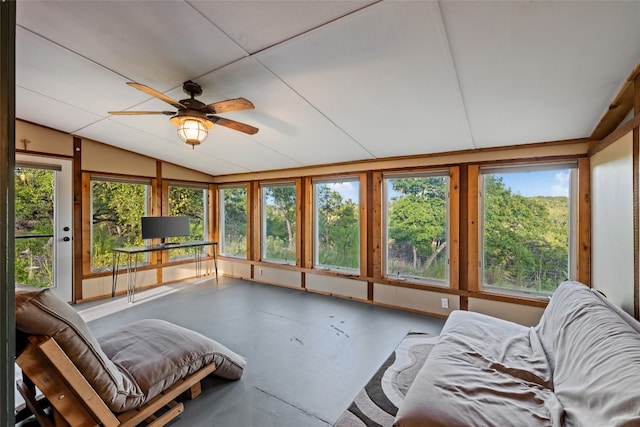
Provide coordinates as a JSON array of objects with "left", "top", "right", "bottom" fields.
[{"left": 14, "top": 155, "right": 73, "bottom": 301}]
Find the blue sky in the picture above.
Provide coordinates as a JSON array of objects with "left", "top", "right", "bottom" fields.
[
  {"left": 496, "top": 170, "right": 570, "bottom": 197},
  {"left": 322, "top": 169, "right": 570, "bottom": 202}
]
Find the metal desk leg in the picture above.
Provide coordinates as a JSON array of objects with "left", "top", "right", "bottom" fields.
[
  {"left": 126, "top": 253, "right": 138, "bottom": 304},
  {"left": 111, "top": 251, "right": 120, "bottom": 298},
  {"left": 214, "top": 244, "right": 218, "bottom": 283},
  {"left": 195, "top": 246, "right": 202, "bottom": 277}
]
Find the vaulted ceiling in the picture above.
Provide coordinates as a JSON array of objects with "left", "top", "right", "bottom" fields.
[{"left": 15, "top": 1, "right": 640, "bottom": 176}]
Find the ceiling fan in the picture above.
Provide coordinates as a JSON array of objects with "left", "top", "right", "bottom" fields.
[{"left": 109, "top": 80, "right": 259, "bottom": 147}]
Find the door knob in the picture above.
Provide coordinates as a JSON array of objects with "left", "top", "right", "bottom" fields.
[{"left": 63, "top": 237, "right": 71, "bottom": 242}]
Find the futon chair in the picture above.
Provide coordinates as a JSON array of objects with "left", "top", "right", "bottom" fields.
[{"left": 15, "top": 287, "right": 247, "bottom": 427}]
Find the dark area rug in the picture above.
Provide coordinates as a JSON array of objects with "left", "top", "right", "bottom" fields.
[{"left": 334, "top": 331, "right": 438, "bottom": 427}]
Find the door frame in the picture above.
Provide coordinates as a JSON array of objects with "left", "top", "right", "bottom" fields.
[{"left": 16, "top": 154, "right": 73, "bottom": 302}]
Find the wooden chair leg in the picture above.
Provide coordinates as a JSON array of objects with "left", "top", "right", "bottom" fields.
[{"left": 16, "top": 379, "right": 54, "bottom": 427}]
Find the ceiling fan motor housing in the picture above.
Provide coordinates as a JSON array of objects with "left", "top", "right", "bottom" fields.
[{"left": 183, "top": 80, "right": 203, "bottom": 98}]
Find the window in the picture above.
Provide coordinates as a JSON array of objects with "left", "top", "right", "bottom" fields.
[
  {"left": 219, "top": 186, "right": 247, "bottom": 258},
  {"left": 480, "top": 163, "right": 577, "bottom": 296},
  {"left": 384, "top": 173, "right": 449, "bottom": 284},
  {"left": 313, "top": 177, "right": 359, "bottom": 271},
  {"left": 261, "top": 183, "right": 296, "bottom": 263},
  {"left": 91, "top": 177, "right": 150, "bottom": 272},
  {"left": 168, "top": 184, "right": 208, "bottom": 259}
]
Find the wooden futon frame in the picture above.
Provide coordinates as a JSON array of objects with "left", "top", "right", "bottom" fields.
[{"left": 16, "top": 335, "right": 216, "bottom": 427}]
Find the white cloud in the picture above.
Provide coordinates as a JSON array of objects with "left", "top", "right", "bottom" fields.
[{"left": 551, "top": 171, "right": 569, "bottom": 197}]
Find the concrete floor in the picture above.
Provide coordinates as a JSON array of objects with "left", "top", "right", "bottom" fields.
[{"left": 18, "top": 277, "right": 445, "bottom": 426}]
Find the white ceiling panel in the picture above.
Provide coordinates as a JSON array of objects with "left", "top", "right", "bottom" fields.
[
  {"left": 441, "top": 1, "right": 640, "bottom": 147},
  {"left": 183, "top": 58, "right": 375, "bottom": 167},
  {"left": 190, "top": 0, "right": 375, "bottom": 54},
  {"left": 17, "top": 0, "right": 247, "bottom": 91},
  {"left": 16, "top": 27, "right": 147, "bottom": 126},
  {"left": 257, "top": 1, "right": 475, "bottom": 158},
  {"left": 14, "top": 1, "right": 640, "bottom": 176},
  {"left": 16, "top": 87, "right": 104, "bottom": 135}
]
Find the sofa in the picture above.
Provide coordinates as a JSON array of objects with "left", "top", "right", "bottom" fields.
[{"left": 394, "top": 281, "right": 640, "bottom": 427}]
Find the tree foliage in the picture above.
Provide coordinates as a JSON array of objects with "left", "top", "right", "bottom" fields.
[
  {"left": 482, "top": 175, "right": 569, "bottom": 293},
  {"left": 264, "top": 185, "right": 296, "bottom": 261},
  {"left": 222, "top": 187, "right": 247, "bottom": 256},
  {"left": 14, "top": 167, "right": 55, "bottom": 287},
  {"left": 91, "top": 181, "right": 147, "bottom": 270},
  {"left": 387, "top": 177, "right": 447, "bottom": 280},
  {"left": 316, "top": 184, "right": 359, "bottom": 269}
]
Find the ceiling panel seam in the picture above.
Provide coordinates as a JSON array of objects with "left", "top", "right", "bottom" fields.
[
  {"left": 251, "top": 55, "right": 377, "bottom": 159},
  {"left": 17, "top": 24, "right": 132, "bottom": 83},
  {"left": 187, "top": 0, "right": 382, "bottom": 57},
  {"left": 434, "top": 0, "right": 476, "bottom": 150}
]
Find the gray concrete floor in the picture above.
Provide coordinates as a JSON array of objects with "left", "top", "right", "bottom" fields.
[{"left": 19, "top": 277, "right": 445, "bottom": 427}]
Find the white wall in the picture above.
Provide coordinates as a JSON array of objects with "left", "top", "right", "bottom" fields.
[{"left": 591, "top": 132, "right": 635, "bottom": 314}]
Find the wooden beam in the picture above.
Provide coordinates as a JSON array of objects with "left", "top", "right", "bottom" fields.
[
  {"left": 577, "top": 157, "right": 591, "bottom": 286},
  {"left": 371, "top": 171, "right": 383, "bottom": 280},
  {"left": 249, "top": 182, "right": 260, "bottom": 262},
  {"left": 449, "top": 166, "right": 460, "bottom": 290},
  {"left": 81, "top": 173, "right": 92, "bottom": 288},
  {"left": 301, "top": 177, "right": 313, "bottom": 270},
  {"left": 72, "top": 138, "right": 82, "bottom": 302},
  {"left": 359, "top": 172, "right": 368, "bottom": 281},
  {"left": 589, "top": 113, "right": 640, "bottom": 157},
  {"left": 466, "top": 165, "right": 480, "bottom": 292},
  {"left": 590, "top": 62, "right": 640, "bottom": 141}
]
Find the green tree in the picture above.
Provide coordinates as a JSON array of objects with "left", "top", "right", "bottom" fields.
[
  {"left": 387, "top": 177, "right": 447, "bottom": 279},
  {"left": 14, "top": 168, "right": 55, "bottom": 287},
  {"left": 483, "top": 175, "right": 568, "bottom": 292},
  {"left": 222, "top": 187, "right": 247, "bottom": 256},
  {"left": 264, "top": 185, "right": 296, "bottom": 260},
  {"left": 91, "top": 181, "right": 147, "bottom": 270},
  {"left": 316, "top": 184, "right": 359, "bottom": 269}
]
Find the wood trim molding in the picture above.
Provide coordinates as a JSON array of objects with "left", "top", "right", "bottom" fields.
[
  {"left": 294, "top": 178, "right": 303, "bottom": 267},
  {"left": 249, "top": 181, "right": 260, "bottom": 262},
  {"left": 371, "top": 171, "right": 383, "bottom": 279},
  {"left": 449, "top": 166, "right": 460, "bottom": 290},
  {"left": 577, "top": 157, "right": 591, "bottom": 286},
  {"left": 301, "top": 177, "right": 313, "bottom": 270},
  {"left": 589, "top": 113, "right": 640, "bottom": 157},
  {"left": 80, "top": 172, "right": 92, "bottom": 283},
  {"left": 466, "top": 165, "right": 480, "bottom": 292},
  {"left": 590, "top": 61, "right": 640, "bottom": 141},
  {"left": 72, "top": 138, "right": 82, "bottom": 302},
  {"left": 359, "top": 172, "right": 368, "bottom": 280}
]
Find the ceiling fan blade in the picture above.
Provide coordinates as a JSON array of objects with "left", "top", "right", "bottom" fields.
[
  {"left": 109, "top": 111, "right": 175, "bottom": 116},
  {"left": 127, "top": 82, "right": 185, "bottom": 109},
  {"left": 206, "top": 98, "right": 255, "bottom": 114},
  {"left": 211, "top": 116, "right": 259, "bottom": 135}
]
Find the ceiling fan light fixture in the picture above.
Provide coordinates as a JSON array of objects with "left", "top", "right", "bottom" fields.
[{"left": 170, "top": 114, "right": 213, "bottom": 147}]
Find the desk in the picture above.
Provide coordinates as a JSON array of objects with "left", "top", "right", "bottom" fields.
[{"left": 111, "top": 241, "right": 218, "bottom": 303}]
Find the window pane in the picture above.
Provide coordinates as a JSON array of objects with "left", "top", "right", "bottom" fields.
[
  {"left": 220, "top": 187, "right": 247, "bottom": 258},
  {"left": 481, "top": 166, "right": 574, "bottom": 295},
  {"left": 385, "top": 175, "right": 448, "bottom": 282},
  {"left": 168, "top": 185, "right": 207, "bottom": 259},
  {"left": 262, "top": 184, "right": 296, "bottom": 263},
  {"left": 91, "top": 180, "right": 148, "bottom": 271},
  {"left": 15, "top": 167, "right": 54, "bottom": 287},
  {"left": 314, "top": 179, "right": 359, "bottom": 271}
]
